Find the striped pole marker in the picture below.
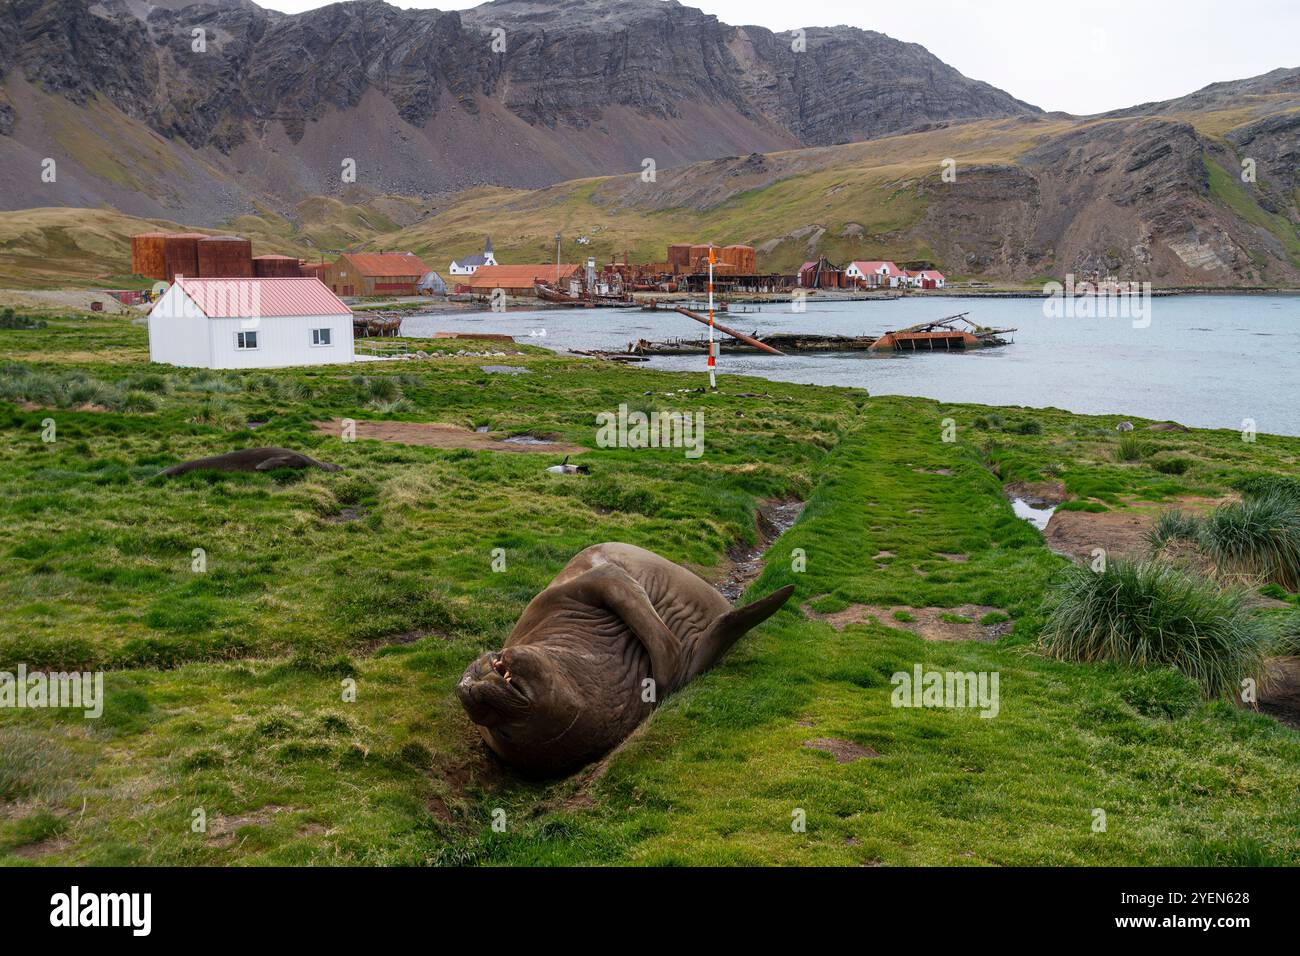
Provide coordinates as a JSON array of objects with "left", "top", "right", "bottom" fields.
[{"left": 707, "top": 245, "right": 717, "bottom": 389}]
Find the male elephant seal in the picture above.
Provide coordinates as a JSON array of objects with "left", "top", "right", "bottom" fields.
[
  {"left": 158, "top": 446, "right": 341, "bottom": 476},
  {"left": 457, "top": 542, "right": 795, "bottom": 773}
]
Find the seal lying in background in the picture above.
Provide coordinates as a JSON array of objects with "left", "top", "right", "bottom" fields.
[
  {"left": 457, "top": 543, "right": 795, "bottom": 773},
  {"left": 158, "top": 447, "right": 341, "bottom": 476}
]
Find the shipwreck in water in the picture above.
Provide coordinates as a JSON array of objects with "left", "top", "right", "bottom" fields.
[{"left": 606, "top": 312, "right": 1015, "bottom": 358}]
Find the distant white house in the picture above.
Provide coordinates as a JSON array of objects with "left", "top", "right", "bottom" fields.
[
  {"left": 899, "top": 269, "right": 947, "bottom": 289},
  {"left": 147, "top": 277, "right": 355, "bottom": 369},
  {"left": 449, "top": 237, "right": 497, "bottom": 276},
  {"left": 845, "top": 260, "right": 907, "bottom": 287}
]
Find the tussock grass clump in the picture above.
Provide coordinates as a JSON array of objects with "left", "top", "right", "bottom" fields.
[
  {"left": 1198, "top": 494, "right": 1300, "bottom": 592},
  {"left": 188, "top": 396, "right": 245, "bottom": 429},
  {"left": 1040, "top": 559, "right": 1267, "bottom": 697},
  {"left": 246, "top": 373, "right": 312, "bottom": 402},
  {"left": 0, "top": 365, "right": 129, "bottom": 409},
  {"left": 122, "top": 390, "right": 161, "bottom": 413},
  {"left": 0, "top": 307, "right": 46, "bottom": 330},
  {"left": 1153, "top": 456, "right": 1192, "bottom": 475},
  {"left": 1234, "top": 473, "right": 1300, "bottom": 505},
  {"left": 1146, "top": 509, "right": 1202, "bottom": 551},
  {"left": 124, "top": 372, "right": 172, "bottom": 394},
  {"left": 1114, "top": 433, "right": 1152, "bottom": 462},
  {"left": 350, "top": 375, "right": 402, "bottom": 405},
  {"left": 1270, "top": 611, "right": 1300, "bottom": 658},
  {"left": 187, "top": 372, "right": 240, "bottom": 394},
  {"left": 1005, "top": 418, "right": 1042, "bottom": 435}
]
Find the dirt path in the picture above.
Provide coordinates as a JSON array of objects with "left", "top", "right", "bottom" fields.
[
  {"left": 1043, "top": 495, "right": 1232, "bottom": 562},
  {"left": 314, "top": 419, "right": 587, "bottom": 455}
]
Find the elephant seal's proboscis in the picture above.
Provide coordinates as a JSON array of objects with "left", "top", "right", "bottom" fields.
[{"left": 457, "top": 543, "right": 794, "bottom": 773}]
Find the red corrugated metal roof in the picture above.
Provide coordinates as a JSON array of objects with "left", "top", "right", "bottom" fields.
[
  {"left": 851, "top": 261, "right": 903, "bottom": 275},
  {"left": 340, "top": 252, "right": 428, "bottom": 276},
  {"left": 457, "top": 264, "right": 579, "bottom": 290},
  {"left": 176, "top": 277, "right": 351, "bottom": 318}
]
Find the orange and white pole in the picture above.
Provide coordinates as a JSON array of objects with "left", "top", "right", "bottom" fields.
[{"left": 707, "top": 245, "right": 717, "bottom": 389}]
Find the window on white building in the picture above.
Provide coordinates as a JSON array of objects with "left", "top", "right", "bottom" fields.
[
  {"left": 312, "top": 328, "right": 332, "bottom": 346},
  {"left": 236, "top": 330, "right": 258, "bottom": 350}
]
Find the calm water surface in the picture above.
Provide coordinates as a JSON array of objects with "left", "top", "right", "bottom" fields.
[{"left": 403, "top": 295, "right": 1300, "bottom": 436}]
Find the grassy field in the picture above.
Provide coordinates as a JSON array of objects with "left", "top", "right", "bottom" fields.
[{"left": 1, "top": 314, "right": 1298, "bottom": 865}]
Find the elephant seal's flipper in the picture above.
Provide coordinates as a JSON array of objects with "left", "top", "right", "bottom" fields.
[
  {"left": 570, "top": 563, "right": 684, "bottom": 690},
  {"left": 253, "top": 454, "right": 298, "bottom": 471},
  {"left": 686, "top": 584, "right": 795, "bottom": 682}
]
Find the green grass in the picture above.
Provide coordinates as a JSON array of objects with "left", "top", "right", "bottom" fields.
[
  {"left": 1205, "top": 155, "right": 1300, "bottom": 269},
  {"left": 1146, "top": 509, "right": 1203, "bottom": 551},
  {"left": 1199, "top": 494, "right": 1300, "bottom": 592},
  {"left": 0, "top": 314, "right": 1298, "bottom": 866},
  {"left": 1114, "top": 433, "right": 1152, "bottom": 462},
  {"left": 1040, "top": 559, "right": 1268, "bottom": 698}
]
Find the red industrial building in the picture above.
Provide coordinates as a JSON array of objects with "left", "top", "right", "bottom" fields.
[{"left": 324, "top": 252, "right": 429, "bottom": 296}]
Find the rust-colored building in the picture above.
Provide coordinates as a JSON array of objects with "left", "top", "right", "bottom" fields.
[
  {"left": 252, "top": 255, "right": 303, "bottom": 278},
  {"left": 131, "top": 233, "right": 169, "bottom": 281},
  {"left": 196, "top": 236, "right": 253, "bottom": 278},
  {"left": 455, "top": 264, "right": 579, "bottom": 295},
  {"left": 665, "top": 241, "right": 757, "bottom": 275},
  {"left": 325, "top": 252, "right": 428, "bottom": 296}
]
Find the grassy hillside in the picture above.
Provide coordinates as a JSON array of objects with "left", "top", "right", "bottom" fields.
[
  {"left": 0, "top": 192, "right": 424, "bottom": 289},
  {"left": 382, "top": 118, "right": 1079, "bottom": 276},
  {"left": 1, "top": 103, "right": 1297, "bottom": 289},
  {"left": 0, "top": 315, "right": 1297, "bottom": 865}
]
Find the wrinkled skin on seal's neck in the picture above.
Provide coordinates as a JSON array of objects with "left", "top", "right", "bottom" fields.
[{"left": 457, "top": 603, "right": 654, "bottom": 773}]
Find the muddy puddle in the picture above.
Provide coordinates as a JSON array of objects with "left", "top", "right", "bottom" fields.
[{"left": 1010, "top": 496, "right": 1057, "bottom": 531}]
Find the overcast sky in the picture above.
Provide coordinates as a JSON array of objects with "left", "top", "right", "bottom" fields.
[{"left": 263, "top": 0, "right": 1298, "bottom": 115}]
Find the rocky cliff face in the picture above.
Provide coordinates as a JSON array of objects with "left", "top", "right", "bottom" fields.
[{"left": 0, "top": 0, "right": 1038, "bottom": 204}]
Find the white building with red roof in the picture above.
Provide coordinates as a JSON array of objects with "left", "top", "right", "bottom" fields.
[
  {"left": 147, "top": 276, "right": 355, "bottom": 368},
  {"left": 845, "top": 260, "right": 907, "bottom": 287}
]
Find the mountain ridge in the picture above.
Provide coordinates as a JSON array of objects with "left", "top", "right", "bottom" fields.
[{"left": 0, "top": 0, "right": 1038, "bottom": 218}]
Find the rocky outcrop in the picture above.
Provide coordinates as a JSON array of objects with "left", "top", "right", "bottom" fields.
[{"left": 0, "top": 0, "right": 1036, "bottom": 176}]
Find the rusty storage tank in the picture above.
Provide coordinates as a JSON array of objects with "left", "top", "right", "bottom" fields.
[
  {"left": 252, "top": 254, "right": 302, "bottom": 278},
  {"left": 131, "top": 233, "right": 169, "bottom": 280},
  {"left": 667, "top": 244, "right": 691, "bottom": 273},
  {"left": 688, "top": 244, "right": 711, "bottom": 269},
  {"left": 724, "top": 244, "right": 756, "bottom": 273},
  {"left": 197, "top": 235, "right": 254, "bottom": 278},
  {"left": 162, "top": 233, "right": 206, "bottom": 282},
  {"left": 298, "top": 261, "right": 326, "bottom": 280}
]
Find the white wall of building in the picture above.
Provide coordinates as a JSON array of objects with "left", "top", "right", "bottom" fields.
[
  {"left": 207, "top": 313, "right": 355, "bottom": 369},
  {"left": 147, "top": 287, "right": 355, "bottom": 369},
  {"left": 147, "top": 284, "right": 211, "bottom": 367}
]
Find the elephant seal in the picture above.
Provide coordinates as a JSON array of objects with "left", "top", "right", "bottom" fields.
[
  {"left": 456, "top": 542, "right": 795, "bottom": 773},
  {"left": 158, "top": 446, "right": 341, "bottom": 476}
]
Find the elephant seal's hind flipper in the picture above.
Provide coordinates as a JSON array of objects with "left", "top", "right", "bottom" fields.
[{"left": 687, "top": 584, "right": 795, "bottom": 681}]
